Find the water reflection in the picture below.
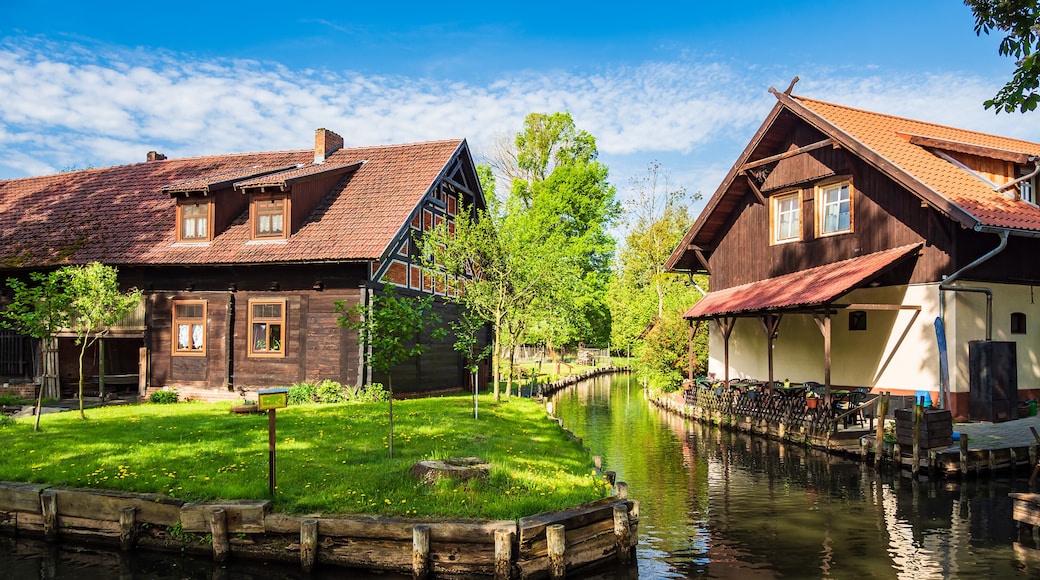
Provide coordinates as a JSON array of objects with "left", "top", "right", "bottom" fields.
[{"left": 550, "top": 373, "right": 1039, "bottom": 578}]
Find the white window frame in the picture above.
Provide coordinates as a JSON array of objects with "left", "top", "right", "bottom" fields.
[
  {"left": 771, "top": 191, "right": 802, "bottom": 245},
  {"left": 817, "top": 180, "right": 853, "bottom": 236}
]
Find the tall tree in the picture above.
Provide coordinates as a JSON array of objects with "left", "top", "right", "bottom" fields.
[
  {"left": 966, "top": 0, "right": 1040, "bottom": 112},
  {"left": 2, "top": 269, "right": 73, "bottom": 430},
  {"left": 337, "top": 285, "right": 445, "bottom": 457},
  {"left": 608, "top": 162, "right": 705, "bottom": 389},
  {"left": 63, "top": 263, "right": 142, "bottom": 419}
]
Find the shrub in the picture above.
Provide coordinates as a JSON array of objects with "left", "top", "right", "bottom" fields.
[
  {"left": 149, "top": 390, "right": 178, "bottom": 404},
  {"left": 0, "top": 415, "right": 14, "bottom": 428},
  {"left": 287, "top": 382, "right": 318, "bottom": 405},
  {"left": 315, "top": 379, "right": 345, "bottom": 403},
  {"left": 0, "top": 394, "right": 27, "bottom": 407},
  {"left": 358, "top": 382, "right": 389, "bottom": 402}
]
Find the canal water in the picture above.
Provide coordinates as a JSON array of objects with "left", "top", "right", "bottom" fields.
[
  {"left": 549, "top": 372, "right": 1040, "bottom": 578},
  {"left": 3, "top": 373, "right": 1039, "bottom": 578}
]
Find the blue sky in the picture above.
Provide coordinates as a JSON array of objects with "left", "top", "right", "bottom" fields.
[{"left": 0, "top": 1, "right": 1030, "bottom": 213}]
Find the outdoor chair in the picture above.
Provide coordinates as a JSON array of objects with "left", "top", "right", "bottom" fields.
[{"left": 840, "top": 390, "right": 869, "bottom": 428}]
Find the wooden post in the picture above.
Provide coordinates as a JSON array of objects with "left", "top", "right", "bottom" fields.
[
  {"left": 912, "top": 402, "right": 922, "bottom": 477},
  {"left": 268, "top": 410, "right": 277, "bottom": 496},
  {"left": 209, "top": 508, "right": 229, "bottom": 563},
  {"left": 960, "top": 434, "right": 969, "bottom": 475},
  {"left": 119, "top": 506, "right": 136, "bottom": 550},
  {"left": 605, "top": 471, "right": 616, "bottom": 486},
  {"left": 875, "top": 392, "right": 889, "bottom": 467},
  {"left": 546, "top": 400, "right": 554, "bottom": 416},
  {"left": 616, "top": 481, "right": 628, "bottom": 500},
  {"left": 593, "top": 456, "right": 602, "bottom": 470},
  {"left": 300, "top": 518, "right": 318, "bottom": 573},
  {"left": 41, "top": 489, "right": 58, "bottom": 539},
  {"left": 413, "top": 524, "right": 431, "bottom": 579},
  {"left": 613, "top": 503, "right": 632, "bottom": 564},
  {"left": 494, "top": 528, "right": 512, "bottom": 580},
  {"left": 547, "top": 523, "right": 566, "bottom": 579}
]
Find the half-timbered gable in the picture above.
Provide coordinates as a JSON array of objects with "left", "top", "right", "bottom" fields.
[
  {"left": 0, "top": 129, "right": 488, "bottom": 401},
  {"left": 668, "top": 87, "right": 1040, "bottom": 420}
]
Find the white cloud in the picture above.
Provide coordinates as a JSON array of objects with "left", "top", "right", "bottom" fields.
[{"left": 0, "top": 37, "right": 1036, "bottom": 217}]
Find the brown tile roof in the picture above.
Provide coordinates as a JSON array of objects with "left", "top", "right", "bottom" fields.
[
  {"left": 234, "top": 161, "right": 363, "bottom": 189},
  {"left": 683, "top": 244, "right": 921, "bottom": 319},
  {"left": 161, "top": 164, "right": 297, "bottom": 194},
  {"left": 0, "top": 139, "right": 464, "bottom": 267},
  {"left": 789, "top": 95, "right": 1040, "bottom": 231}
]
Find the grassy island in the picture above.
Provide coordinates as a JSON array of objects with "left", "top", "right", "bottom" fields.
[{"left": 0, "top": 395, "right": 610, "bottom": 520}]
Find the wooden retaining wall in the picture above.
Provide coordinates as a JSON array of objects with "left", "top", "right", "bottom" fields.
[
  {"left": 651, "top": 390, "right": 1040, "bottom": 479},
  {"left": 0, "top": 482, "right": 637, "bottom": 579}
]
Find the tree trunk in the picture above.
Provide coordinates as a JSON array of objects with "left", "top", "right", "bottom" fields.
[
  {"left": 78, "top": 337, "right": 89, "bottom": 419},
  {"left": 506, "top": 346, "right": 515, "bottom": 399},
  {"left": 388, "top": 374, "right": 394, "bottom": 458},
  {"left": 492, "top": 316, "right": 502, "bottom": 402}
]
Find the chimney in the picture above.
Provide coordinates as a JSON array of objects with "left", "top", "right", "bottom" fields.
[
  {"left": 314, "top": 128, "right": 344, "bottom": 164},
  {"left": 147, "top": 151, "right": 167, "bottom": 162}
]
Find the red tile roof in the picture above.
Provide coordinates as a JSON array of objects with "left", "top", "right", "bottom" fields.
[
  {"left": 161, "top": 164, "right": 296, "bottom": 194},
  {"left": 0, "top": 140, "right": 464, "bottom": 267},
  {"left": 683, "top": 244, "right": 921, "bottom": 319},
  {"left": 234, "top": 161, "right": 363, "bottom": 189},
  {"left": 790, "top": 95, "right": 1040, "bottom": 231}
]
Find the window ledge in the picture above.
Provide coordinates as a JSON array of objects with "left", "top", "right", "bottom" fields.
[
  {"left": 245, "top": 239, "right": 289, "bottom": 245},
  {"left": 170, "top": 242, "right": 212, "bottom": 247}
]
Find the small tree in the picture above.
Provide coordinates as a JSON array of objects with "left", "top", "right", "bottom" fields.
[
  {"left": 337, "top": 285, "right": 446, "bottom": 457},
  {"left": 2, "top": 270, "right": 73, "bottom": 431},
  {"left": 452, "top": 306, "right": 492, "bottom": 418},
  {"left": 63, "top": 263, "right": 141, "bottom": 419}
]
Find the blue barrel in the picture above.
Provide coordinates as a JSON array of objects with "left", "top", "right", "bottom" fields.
[{"left": 915, "top": 390, "right": 932, "bottom": 407}]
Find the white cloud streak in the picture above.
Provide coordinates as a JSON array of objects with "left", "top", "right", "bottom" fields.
[{"left": 0, "top": 38, "right": 1036, "bottom": 212}]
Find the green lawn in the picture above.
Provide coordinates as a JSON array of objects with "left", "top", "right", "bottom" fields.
[{"left": 1, "top": 395, "right": 610, "bottom": 520}]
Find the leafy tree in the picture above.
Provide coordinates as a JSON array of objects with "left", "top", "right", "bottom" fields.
[
  {"left": 967, "top": 0, "right": 1040, "bottom": 112},
  {"left": 336, "top": 285, "right": 445, "bottom": 457},
  {"left": 608, "top": 162, "right": 706, "bottom": 389},
  {"left": 2, "top": 269, "right": 73, "bottom": 430},
  {"left": 63, "top": 263, "right": 142, "bottom": 419},
  {"left": 451, "top": 306, "right": 492, "bottom": 418}
]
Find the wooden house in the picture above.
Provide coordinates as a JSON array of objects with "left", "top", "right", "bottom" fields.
[
  {"left": 0, "top": 129, "right": 488, "bottom": 401},
  {"left": 666, "top": 86, "right": 1040, "bottom": 421}
]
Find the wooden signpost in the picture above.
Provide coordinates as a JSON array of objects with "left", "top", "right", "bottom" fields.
[{"left": 258, "top": 388, "right": 288, "bottom": 496}]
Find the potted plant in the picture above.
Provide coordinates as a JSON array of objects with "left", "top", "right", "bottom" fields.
[{"left": 806, "top": 391, "right": 820, "bottom": 409}]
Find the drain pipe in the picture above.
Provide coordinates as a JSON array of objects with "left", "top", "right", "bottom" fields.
[
  {"left": 939, "top": 228, "right": 1009, "bottom": 341},
  {"left": 937, "top": 229, "right": 1008, "bottom": 410}
]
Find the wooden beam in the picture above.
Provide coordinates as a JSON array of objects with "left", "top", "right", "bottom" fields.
[
  {"left": 741, "top": 138, "right": 835, "bottom": 171},
  {"left": 744, "top": 173, "right": 767, "bottom": 205},
  {"left": 813, "top": 311, "right": 832, "bottom": 400},
  {"left": 694, "top": 248, "right": 711, "bottom": 275},
  {"left": 839, "top": 303, "right": 922, "bottom": 311}
]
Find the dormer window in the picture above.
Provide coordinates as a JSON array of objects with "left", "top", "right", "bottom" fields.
[
  {"left": 177, "top": 201, "right": 212, "bottom": 242},
  {"left": 253, "top": 195, "right": 288, "bottom": 240},
  {"left": 1019, "top": 166, "right": 1037, "bottom": 205}
]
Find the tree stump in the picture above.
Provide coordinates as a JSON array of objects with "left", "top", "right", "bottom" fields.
[{"left": 411, "top": 457, "right": 490, "bottom": 486}]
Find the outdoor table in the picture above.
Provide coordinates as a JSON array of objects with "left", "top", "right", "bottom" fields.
[{"left": 775, "top": 385, "right": 806, "bottom": 399}]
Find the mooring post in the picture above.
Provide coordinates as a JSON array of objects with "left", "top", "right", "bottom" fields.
[
  {"left": 413, "top": 524, "right": 431, "bottom": 579},
  {"left": 41, "top": 489, "right": 57, "bottom": 540},
  {"left": 912, "top": 402, "right": 922, "bottom": 477},
  {"left": 616, "top": 481, "right": 628, "bottom": 500},
  {"left": 605, "top": 471, "right": 616, "bottom": 486},
  {"left": 494, "top": 528, "right": 512, "bottom": 580},
  {"left": 547, "top": 523, "right": 566, "bottom": 579},
  {"left": 960, "top": 434, "right": 969, "bottom": 475},
  {"left": 593, "top": 456, "right": 602, "bottom": 470},
  {"left": 875, "top": 393, "right": 889, "bottom": 467},
  {"left": 209, "top": 508, "right": 229, "bottom": 563},
  {"left": 613, "top": 503, "right": 632, "bottom": 564},
  {"left": 300, "top": 518, "right": 318, "bottom": 573},
  {"left": 119, "top": 506, "right": 136, "bottom": 551}
]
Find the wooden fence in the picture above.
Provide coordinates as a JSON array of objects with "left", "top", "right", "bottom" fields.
[{"left": 0, "top": 481, "right": 637, "bottom": 579}]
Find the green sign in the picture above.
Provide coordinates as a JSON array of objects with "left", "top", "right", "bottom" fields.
[{"left": 257, "top": 388, "right": 288, "bottom": 411}]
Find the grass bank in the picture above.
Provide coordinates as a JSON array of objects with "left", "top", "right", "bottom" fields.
[{"left": 0, "top": 395, "right": 609, "bottom": 520}]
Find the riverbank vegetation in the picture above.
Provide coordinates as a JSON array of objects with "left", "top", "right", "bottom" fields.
[{"left": 0, "top": 396, "right": 609, "bottom": 520}]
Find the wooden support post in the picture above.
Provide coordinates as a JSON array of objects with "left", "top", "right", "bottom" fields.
[
  {"left": 413, "top": 524, "right": 431, "bottom": 580},
  {"left": 209, "top": 508, "right": 229, "bottom": 563},
  {"left": 613, "top": 503, "right": 632, "bottom": 564},
  {"left": 300, "top": 518, "right": 318, "bottom": 573},
  {"left": 119, "top": 506, "right": 136, "bottom": 551},
  {"left": 593, "top": 456, "right": 602, "bottom": 470},
  {"left": 547, "top": 523, "right": 566, "bottom": 579},
  {"left": 605, "top": 471, "right": 616, "bottom": 486},
  {"left": 988, "top": 450, "right": 996, "bottom": 472},
  {"left": 616, "top": 481, "right": 628, "bottom": 500},
  {"left": 41, "top": 489, "right": 57, "bottom": 540},
  {"left": 960, "top": 435, "right": 969, "bottom": 475},
  {"left": 875, "top": 393, "right": 889, "bottom": 467},
  {"left": 912, "top": 402, "right": 922, "bottom": 477},
  {"left": 494, "top": 528, "right": 512, "bottom": 580},
  {"left": 546, "top": 401, "right": 554, "bottom": 416}
]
